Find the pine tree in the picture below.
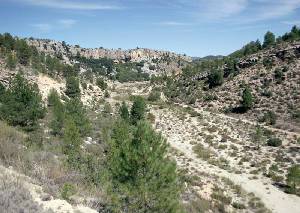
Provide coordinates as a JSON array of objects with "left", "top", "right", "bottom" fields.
[
  {"left": 15, "top": 39, "right": 32, "bottom": 66},
  {"left": 63, "top": 117, "right": 82, "bottom": 167},
  {"left": 65, "top": 76, "right": 81, "bottom": 98},
  {"left": 130, "top": 96, "right": 146, "bottom": 125},
  {"left": 208, "top": 69, "right": 224, "bottom": 88},
  {"left": 241, "top": 86, "right": 253, "bottom": 110},
  {"left": 0, "top": 74, "right": 45, "bottom": 129},
  {"left": 263, "top": 31, "right": 275, "bottom": 48},
  {"left": 50, "top": 95, "right": 65, "bottom": 136},
  {"left": 107, "top": 120, "right": 182, "bottom": 212},
  {"left": 65, "top": 98, "right": 91, "bottom": 136},
  {"left": 119, "top": 101, "right": 129, "bottom": 122}
]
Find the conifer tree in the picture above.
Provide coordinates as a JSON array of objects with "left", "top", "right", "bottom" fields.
[
  {"left": 63, "top": 117, "right": 82, "bottom": 167},
  {"left": 119, "top": 101, "right": 129, "bottom": 122},
  {"left": 0, "top": 74, "right": 45, "bottom": 129},
  {"left": 241, "top": 86, "right": 253, "bottom": 110},
  {"left": 130, "top": 96, "right": 146, "bottom": 125},
  {"left": 107, "top": 120, "right": 181, "bottom": 212}
]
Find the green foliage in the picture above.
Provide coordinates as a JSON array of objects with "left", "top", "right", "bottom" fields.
[
  {"left": 119, "top": 101, "right": 129, "bottom": 122},
  {"left": 60, "top": 183, "right": 76, "bottom": 201},
  {"left": 260, "top": 111, "right": 277, "bottom": 125},
  {"left": 267, "top": 137, "right": 282, "bottom": 147},
  {"left": 65, "top": 76, "right": 81, "bottom": 98},
  {"left": 15, "top": 39, "right": 32, "bottom": 66},
  {"left": 148, "top": 89, "right": 161, "bottom": 102},
  {"left": 208, "top": 69, "right": 224, "bottom": 88},
  {"left": 241, "top": 86, "right": 253, "bottom": 110},
  {"left": 263, "top": 58, "right": 274, "bottom": 69},
  {"left": 47, "top": 88, "right": 60, "bottom": 107},
  {"left": 115, "top": 65, "right": 149, "bottom": 83},
  {"left": 130, "top": 96, "right": 146, "bottom": 125},
  {"left": 282, "top": 25, "right": 300, "bottom": 42},
  {"left": 106, "top": 120, "right": 182, "bottom": 212},
  {"left": 251, "top": 125, "right": 264, "bottom": 149},
  {"left": 6, "top": 52, "right": 17, "bottom": 70},
  {"left": 96, "top": 77, "right": 108, "bottom": 90},
  {"left": 0, "top": 82, "right": 5, "bottom": 101},
  {"left": 274, "top": 68, "right": 284, "bottom": 83},
  {"left": 103, "top": 102, "right": 112, "bottom": 115},
  {"left": 287, "top": 165, "right": 300, "bottom": 194},
  {"left": 104, "top": 90, "right": 110, "bottom": 98},
  {"left": 263, "top": 31, "right": 275, "bottom": 48},
  {"left": 0, "top": 74, "right": 45, "bottom": 130},
  {"left": 230, "top": 40, "right": 261, "bottom": 58},
  {"left": 65, "top": 98, "right": 91, "bottom": 136},
  {"left": 50, "top": 98, "right": 65, "bottom": 136},
  {"left": 63, "top": 117, "right": 82, "bottom": 167}
]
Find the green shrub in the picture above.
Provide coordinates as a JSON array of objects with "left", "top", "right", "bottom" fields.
[
  {"left": 286, "top": 165, "right": 300, "bottom": 194},
  {"left": 65, "top": 76, "right": 80, "bottom": 98},
  {"left": 60, "top": 183, "right": 76, "bottom": 201},
  {"left": 0, "top": 74, "right": 45, "bottom": 130},
  {"left": 260, "top": 111, "right": 277, "bottom": 125},
  {"left": 65, "top": 98, "right": 91, "bottom": 136},
  {"left": 106, "top": 120, "right": 182, "bottom": 212},
  {"left": 96, "top": 77, "right": 108, "bottom": 90},
  {"left": 148, "top": 90, "right": 161, "bottom": 102},
  {"left": 241, "top": 86, "right": 253, "bottom": 110},
  {"left": 130, "top": 96, "right": 146, "bottom": 125},
  {"left": 232, "top": 202, "right": 246, "bottom": 209},
  {"left": 267, "top": 138, "right": 282, "bottom": 147},
  {"left": 104, "top": 90, "right": 110, "bottom": 98},
  {"left": 208, "top": 69, "right": 224, "bottom": 88}
]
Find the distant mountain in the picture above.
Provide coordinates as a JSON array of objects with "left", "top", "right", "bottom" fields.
[{"left": 192, "top": 55, "right": 224, "bottom": 61}]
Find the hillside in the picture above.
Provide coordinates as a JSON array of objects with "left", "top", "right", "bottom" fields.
[
  {"left": 0, "top": 27, "right": 300, "bottom": 213},
  {"left": 26, "top": 38, "right": 192, "bottom": 76},
  {"left": 200, "top": 41, "right": 300, "bottom": 132}
]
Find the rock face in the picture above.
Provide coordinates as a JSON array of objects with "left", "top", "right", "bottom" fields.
[{"left": 26, "top": 38, "right": 192, "bottom": 75}]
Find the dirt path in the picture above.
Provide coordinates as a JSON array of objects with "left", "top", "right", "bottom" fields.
[{"left": 151, "top": 108, "right": 300, "bottom": 213}]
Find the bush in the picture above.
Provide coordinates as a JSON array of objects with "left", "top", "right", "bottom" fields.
[
  {"left": 65, "top": 98, "right": 91, "bottom": 136},
  {"left": 0, "top": 74, "right": 45, "bottom": 130},
  {"left": 208, "top": 70, "right": 224, "bottom": 88},
  {"left": 274, "top": 68, "right": 284, "bottom": 83},
  {"left": 47, "top": 88, "right": 60, "bottom": 107},
  {"left": 286, "top": 165, "right": 300, "bottom": 194},
  {"left": 260, "top": 111, "right": 277, "bottom": 125},
  {"left": 106, "top": 120, "right": 182, "bottom": 212},
  {"left": 241, "top": 86, "right": 253, "bottom": 110},
  {"left": 232, "top": 202, "right": 246, "bottom": 209},
  {"left": 148, "top": 89, "right": 161, "bottom": 102},
  {"left": 267, "top": 138, "right": 282, "bottom": 147},
  {"left": 65, "top": 76, "right": 80, "bottom": 98},
  {"left": 60, "top": 183, "right": 76, "bottom": 201},
  {"left": 104, "top": 90, "right": 110, "bottom": 98},
  {"left": 130, "top": 96, "right": 146, "bottom": 125},
  {"left": 96, "top": 77, "right": 108, "bottom": 90}
]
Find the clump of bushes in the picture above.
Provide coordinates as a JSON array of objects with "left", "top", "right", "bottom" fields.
[
  {"left": 259, "top": 111, "right": 277, "bottom": 125},
  {"left": 267, "top": 137, "right": 282, "bottom": 147}
]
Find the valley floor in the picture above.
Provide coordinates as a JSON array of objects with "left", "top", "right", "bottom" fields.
[
  {"left": 110, "top": 81, "right": 300, "bottom": 213},
  {"left": 151, "top": 106, "right": 300, "bottom": 213}
]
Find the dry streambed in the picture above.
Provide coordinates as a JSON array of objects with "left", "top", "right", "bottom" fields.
[{"left": 151, "top": 105, "right": 300, "bottom": 213}]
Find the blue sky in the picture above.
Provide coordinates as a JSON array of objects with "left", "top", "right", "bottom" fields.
[{"left": 0, "top": 0, "right": 300, "bottom": 56}]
